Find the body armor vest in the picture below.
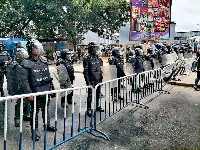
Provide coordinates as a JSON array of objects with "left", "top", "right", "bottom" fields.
[{"left": 25, "top": 57, "right": 52, "bottom": 93}]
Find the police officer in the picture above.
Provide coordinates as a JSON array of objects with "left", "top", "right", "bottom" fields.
[
  {"left": 25, "top": 40, "right": 55, "bottom": 141},
  {"left": 83, "top": 41, "right": 104, "bottom": 117},
  {"left": 0, "top": 43, "right": 10, "bottom": 97},
  {"left": 108, "top": 47, "right": 126, "bottom": 101},
  {"left": 6, "top": 48, "right": 31, "bottom": 127},
  {"left": 132, "top": 48, "right": 144, "bottom": 74},
  {"left": 144, "top": 47, "right": 154, "bottom": 70},
  {"left": 56, "top": 49, "right": 75, "bottom": 107}
]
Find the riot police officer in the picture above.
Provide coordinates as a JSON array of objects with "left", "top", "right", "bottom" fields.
[
  {"left": 56, "top": 49, "right": 75, "bottom": 108},
  {"left": 83, "top": 41, "right": 104, "bottom": 117},
  {"left": 6, "top": 48, "right": 31, "bottom": 127},
  {"left": 144, "top": 47, "right": 154, "bottom": 70},
  {"left": 131, "top": 48, "right": 144, "bottom": 74},
  {"left": 0, "top": 43, "right": 10, "bottom": 96},
  {"left": 108, "top": 47, "right": 126, "bottom": 101},
  {"left": 25, "top": 40, "right": 55, "bottom": 141}
]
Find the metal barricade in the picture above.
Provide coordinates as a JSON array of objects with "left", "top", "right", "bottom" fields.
[
  {"left": 93, "top": 68, "right": 163, "bottom": 132},
  {"left": 0, "top": 55, "right": 195, "bottom": 150},
  {"left": 0, "top": 86, "right": 102, "bottom": 150}
]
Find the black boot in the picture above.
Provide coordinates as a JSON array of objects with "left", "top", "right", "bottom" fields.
[
  {"left": 15, "top": 119, "right": 20, "bottom": 127},
  {"left": 32, "top": 129, "right": 41, "bottom": 141},
  {"left": 61, "top": 97, "right": 68, "bottom": 108},
  {"left": 67, "top": 92, "right": 76, "bottom": 105},
  {"left": 46, "top": 125, "right": 56, "bottom": 132},
  {"left": 87, "top": 109, "right": 92, "bottom": 117},
  {"left": 1, "top": 91, "right": 4, "bottom": 97},
  {"left": 96, "top": 106, "right": 104, "bottom": 112},
  {"left": 87, "top": 102, "right": 92, "bottom": 117},
  {"left": 23, "top": 115, "right": 30, "bottom": 121}
]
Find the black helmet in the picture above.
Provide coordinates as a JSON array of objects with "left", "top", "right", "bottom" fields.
[
  {"left": 155, "top": 43, "right": 162, "bottom": 49},
  {"left": 15, "top": 48, "right": 29, "bottom": 60},
  {"left": 60, "top": 49, "right": 71, "bottom": 59},
  {"left": 166, "top": 44, "right": 171, "bottom": 50},
  {"left": 88, "top": 41, "right": 99, "bottom": 54},
  {"left": 147, "top": 47, "right": 153, "bottom": 54},
  {"left": 112, "top": 47, "right": 121, "bottom": 56},
  {"left": 129, "top": 50, "right": 135, "bottom": 56}
]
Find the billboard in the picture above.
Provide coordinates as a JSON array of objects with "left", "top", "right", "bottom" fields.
[{"left": 130, "top": 0, "right": 172, "bottom": 41}]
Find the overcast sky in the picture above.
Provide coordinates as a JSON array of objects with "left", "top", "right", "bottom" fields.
[{"left": 171, "top": 0, "right": 200, "bottom": 31}]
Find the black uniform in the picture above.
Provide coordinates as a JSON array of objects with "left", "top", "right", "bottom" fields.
[
  {"left": 6, "top": 59, "right": 31, "bottom": 126},
  {"left": 0, "top": 51, "right": 10, "bottom": 96},
  {"left": 83, "top": 52, "right": 103, "bottom": 114},
  {"left": 24, "top": 56, "right": 53, "bottom": 131}
]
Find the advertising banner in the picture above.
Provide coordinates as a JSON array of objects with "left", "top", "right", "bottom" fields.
[{"left": 130, "top": 0, "right": 172, "bottom": 41}]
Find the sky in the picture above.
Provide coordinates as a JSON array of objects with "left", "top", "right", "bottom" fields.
[{"left": 171, "top": 0, "right": 200, "bottom": 32}]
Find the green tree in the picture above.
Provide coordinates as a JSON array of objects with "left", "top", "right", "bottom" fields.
[{"left": 0, "top": 0, "right": 130, "bottom": 48}]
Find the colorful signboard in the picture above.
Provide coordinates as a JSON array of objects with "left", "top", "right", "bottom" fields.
[{"left": 130, "top": 0, "right": 172, "bottom": 41}]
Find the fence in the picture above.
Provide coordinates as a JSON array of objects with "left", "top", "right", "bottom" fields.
[{"left": 0, "top": 56, "right": 195, "bottom": 150}]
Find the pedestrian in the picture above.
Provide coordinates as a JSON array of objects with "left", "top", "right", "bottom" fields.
[
  {"left": 194, "top": 50, "right": 200, "bottom": 90},
  {"left": 53, "top": 51, "right": 57, "bottom": 64},
  {"left": 0, "top": 43, "right": 11, "bottom": 97},
  {"left": 78, "top": 48, "right": 82, "bottom": 63},
  {"left": 25, "top": 40, "right": 55, "bottom": 141},
  {"left": 194, "top": 42, "right": 198, "bottom": 53},
  {"left": 83, "top": 41, "right": 104, "bottom": 117},
  {"left": 56, "top": 49, "right": 75, "bottom": 108},
  {"left": 6, "top": 48, "right": 31, "bottom": 127}
]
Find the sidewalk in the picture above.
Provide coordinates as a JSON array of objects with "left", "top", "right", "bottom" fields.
[
  {"left": 49, "top": 56, "right": 110, "bottom": 73},
  {"left": 168, "top": 71, "right": 198, "bottom": 88}
]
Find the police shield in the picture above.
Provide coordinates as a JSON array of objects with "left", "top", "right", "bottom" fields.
[
  {"left": 188, "top": 52, "right": 193, "bottom": 58},
  {"left": 56, "top": 64, "right": 72, "bottom": 97},
  {"left": 143, "top": 60, "right": 152, "bottom": 71},
  {"left": 101, "top": 65, "right": 117, "bottom": 81},
  {"left": 124, "top": 63, "right": 135, "bottom": 75},
  {"left": 153, "top": 58, "right": 161, "bottom": 69},
  {"left": 161, "top": 54, "right": 168, "bottom": 66},
  {"left": 178, "top": 53, "right": 184, "bottom": 60},
  {"left": 172, "top": 52, "right": 178, "bottom": 62}
]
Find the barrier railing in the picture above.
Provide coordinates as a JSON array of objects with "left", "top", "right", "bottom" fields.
[
  {"left": 0, "top": 55, "right": 195, "bottom": 150},
  {"left": 0, "top": 86, "right": 104, "bottom": 150},
  {"left": 93, "top": 68, "right": 163, "bottom": 130}
]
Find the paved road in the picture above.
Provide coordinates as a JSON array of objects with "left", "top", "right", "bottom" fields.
[{"left": 1, "top": 82, "right": 200, "bottom": 149}]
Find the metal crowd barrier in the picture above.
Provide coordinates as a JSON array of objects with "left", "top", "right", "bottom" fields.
[
  {"left": 0, "top": 86, "right": 102, "bottom": 150},
  {"left": 94, "top": 68, "right": 163, "bottom": 131},
  {"left": 0, "top": 55, "right": 195, "bottom": 150}
]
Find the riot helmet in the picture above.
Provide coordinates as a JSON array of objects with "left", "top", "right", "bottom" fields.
[
  {"left": 147, "top": 47, "right": 153, "bottom": 54},
  {"left": 135, "top": 48, "right": 143, "bottom": 56},
  {"left": 32, "top": 40, "right": 44, "bottom": 53},
  {"left": 166, "top": 44, "right": 171, "bottom": 51},
  {"left": 155, "top": 43, "right": 162, "bottom": 50},
  {"left": 88, "top": 41, "right": 99, "bottom": 55},
  {"left": 112, "top": 47, "right": 122, "bottom": 57},
  {"left": 27, "top": 39, "right": 44, "bottom": 58},
  {"left": 129, "top": 50, "right": 135, "bottom": 56},
  {"left": 60, "top": 49, "right": 71, "bottom": 59},
  {"left": 15, "top": 48, "right": 29, "bottom": 60},
  {"left": 135, "top": 44, "right": 143, "bottom": 49}
]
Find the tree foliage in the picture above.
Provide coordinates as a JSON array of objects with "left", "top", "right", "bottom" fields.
[{"left": 0, "top": 0, "right": 130, "bottom": 46}]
